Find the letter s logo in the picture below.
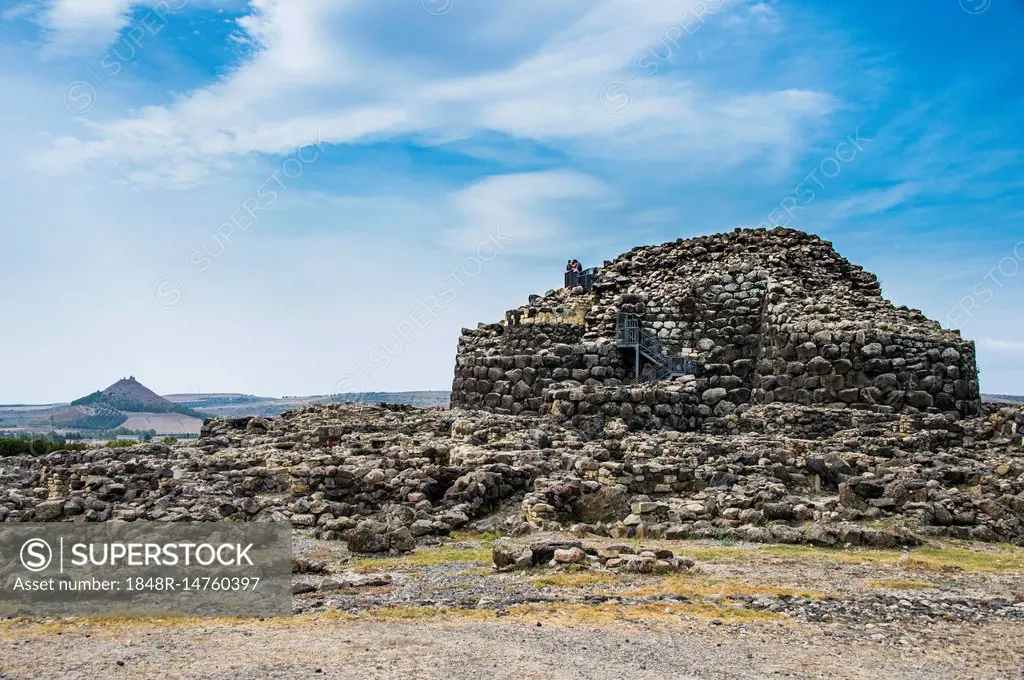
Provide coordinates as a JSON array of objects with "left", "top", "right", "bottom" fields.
[{"left": 20, "top": 539, "right": 53, "bottom": 572}]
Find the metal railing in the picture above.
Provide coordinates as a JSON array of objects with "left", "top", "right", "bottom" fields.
[
  {"left": 638, "top": 363, "right": 673, "bottom": 383},
  {"left": 616, "top": 312, "right": 641, "bottom": 346},
  {"left": 616, "top": 312, "right": 700, "bottom": 383},
  {"left": 638, "top": 327, "right": 668, "bottom": 366},
  {"left": 564, "top": 267, "right": 597, "bottom": 292},
  {"left": 667, "top": 354, "right": 700, "bottom": 376}
]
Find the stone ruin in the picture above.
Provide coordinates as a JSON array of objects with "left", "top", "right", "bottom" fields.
[
  {"left": 450, "top": 227, "right": 981, "bottom": 432},
  {"left": 1, "top": 228, "right": 1019, "bottom": 552}
]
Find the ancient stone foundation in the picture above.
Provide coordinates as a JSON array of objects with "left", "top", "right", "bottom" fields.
[{"left": 4, "top": 402, "right": 1021, "bottom": 547}]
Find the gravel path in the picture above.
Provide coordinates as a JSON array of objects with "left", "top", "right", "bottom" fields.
[{"left": 2, "top": 616, "right": 1022, "bottom": 680}]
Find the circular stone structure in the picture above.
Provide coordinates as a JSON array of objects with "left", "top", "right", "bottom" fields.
[{"left": 450, "top": 227, "right": 981, "bottom": 429}]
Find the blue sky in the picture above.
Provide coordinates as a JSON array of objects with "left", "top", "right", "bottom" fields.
[{"left": 0, "top": 0, "right": 1021, "bottom": 403}]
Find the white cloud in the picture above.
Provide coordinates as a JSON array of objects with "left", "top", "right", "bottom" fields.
[
  {"left": 444, "top": 171, "right": 608, "bottom": 251},
  {"left": 31, "top": 0, "right": 836, "bottom": 185},
  {"left": 37, "top": 0, "right": 140, "bottom": 56}
]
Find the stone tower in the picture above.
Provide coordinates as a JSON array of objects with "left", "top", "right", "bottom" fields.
[{"left": 450, "top": 228, "right": 981, "bottom": 431}]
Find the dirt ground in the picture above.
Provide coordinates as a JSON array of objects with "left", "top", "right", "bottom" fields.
[{"left": 2, "top": 535, "right": 1023, "bottom": 679}]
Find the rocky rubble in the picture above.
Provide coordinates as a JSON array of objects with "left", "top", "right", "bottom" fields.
[
  {"left": 492, "top": 537, "right": 695, "bottom": 574},
  {"left": 524, "top": 403, "right": 1024, "bottom": 545},
  {"left": 1, "top": 399, "right": 1021, "bottom": 547},
  {"left": 750, "top": 591, "right": 1024, "bottom": 627},
  {"left": 0, "top": 404, "right": 575, "bottom": 549}
]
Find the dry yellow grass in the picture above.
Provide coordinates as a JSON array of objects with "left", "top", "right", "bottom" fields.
[
  {"left": 0, "top": 614, "right": 290, "bottom": 636},
  {"left": 327, "top": 601, "right": 785, "bottom": 627},
  {"left": 449, "top": 530, "right": 501, "bottom": 544},
  {"left": 906, "top": 546, "right": 1023, "bottom": 572},
  {"left": 507, "top": 602, "right": 783, "bottom": 626},
  {"left": 667, "top": 602, "right": 787, "bottom": 625},
  {"left": 669, "top": 545, "right": 751, "bottom": 561},
  {"left": 349, "top": 544, "right": 493, "bottom": 572},
  {"left": 759, "top": 542, "right": 1024, "bottom": 573},
  {"left": 324, "top": 606, "right": 494, "bottom": 623},
  {"left": 865, "top": 580, "right": 936, "bottom": 590}
]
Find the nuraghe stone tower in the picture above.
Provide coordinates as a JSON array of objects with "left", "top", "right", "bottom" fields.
[{"left": 451, "top": 228, "right": 981, "bottom": 431}]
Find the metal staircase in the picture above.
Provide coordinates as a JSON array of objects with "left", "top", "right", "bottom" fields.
[{"left": 616, "top": 313, "right": 699, "bottom": 383}]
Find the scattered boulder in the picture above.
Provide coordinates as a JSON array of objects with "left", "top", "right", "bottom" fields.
[
  {"left": 492, "top": 538, "right": 534, "bottom": 571},
  {"left": 346, "top": 521, "right": 392, "bottom": 554}
]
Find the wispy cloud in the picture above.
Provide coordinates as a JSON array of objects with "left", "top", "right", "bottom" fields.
[
  {"left": 1, "top": 2, "right": 38, "bottom": 21},
  {"left": 31, "top": 0, "right": 835, "bottom": 186},
  {"left": 444, "top": 170, "right": 607, "bottom": 251},
  {"left": 825, "top": 181, "right": 922, "bottom": 220}
]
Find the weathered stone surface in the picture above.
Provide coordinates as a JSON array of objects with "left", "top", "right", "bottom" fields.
[
  {"left": 553, "top": 547, "right": 586, "bottom": 564},
  {"left": 570, "top": 486, "right": 630, "bottom": 522},
  {"left": 33, "top": 500, "right": 63, "bottom": 520},
  {"left": 492, "top": 538, "right": 534, "bottom": 570},
  {"left": 346, "top": 521, "right": 391, "bottom": 554}
]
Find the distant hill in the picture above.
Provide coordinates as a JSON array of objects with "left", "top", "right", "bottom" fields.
[
  {"left": 163, "top": 390, "right": 450, "bottom": 418},
  {"left": 71, "top": 377, "right": 205, "bottom": 418},
  {"left": 982, "top": 394, "right": 1024, "bottom": 404},
  {"left": 32, "top": 376, "right": 207, "bottom": 432}
]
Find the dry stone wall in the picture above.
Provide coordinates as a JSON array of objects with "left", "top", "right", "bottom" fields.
[
  {"left": 753, "top": 326, "right": 978, "bottom": 414},
  {"left": 546, "top": 380, "right": 702, "bottom": 433},
  {"left": 451, "top": 321, "right": 628, "bottom": 415}
]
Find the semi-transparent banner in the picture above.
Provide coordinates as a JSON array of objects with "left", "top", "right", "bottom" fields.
[{"left": 0, "top": 522, "right": 292, "bottom": 617}]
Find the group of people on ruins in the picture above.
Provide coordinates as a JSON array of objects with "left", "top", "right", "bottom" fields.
[{"left": 565, "top": 259, "right": 583, "bottom": 275}]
